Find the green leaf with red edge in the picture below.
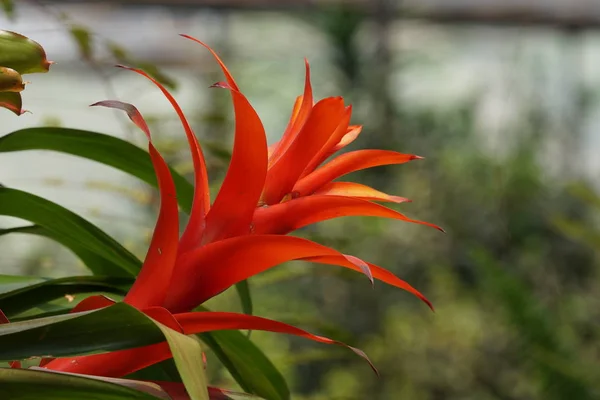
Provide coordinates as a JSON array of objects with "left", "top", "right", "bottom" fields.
[
  {"left": 0, "top": 368, "right": 168, "bottom": 400},
  {"left": 0, "top": 66, "right": 25, "bottom": 92},
  {"left": 0, "top": 225, "right": 134, "bottom": 279},
  {"left": 0, "top": 127, "right": 194, "bottom": 213},
  {"left": 0, "top": 187, "right": 141, "bottom": 277},
  {"left": 0, "top": 30, "right": 52, "bottom": 74},
  {"left": 0, "top": 91, "right": 23, "bottom": 115}
]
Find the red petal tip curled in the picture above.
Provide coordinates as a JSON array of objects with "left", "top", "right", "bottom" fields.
[
  {"left": 349, "top": 346, "right": 379, "bottom": 376},
  {"left": 411, "top": 155, "right": 424, "bottom": 160},
  {"left": 114, "top": 64, "right": 133, "bottom": 70},
  {"left": 344, "top": 254, "right": 374, "bottom": 286},
  {"left": 209, "top": 81, "right": 231, "bottom": 90}
]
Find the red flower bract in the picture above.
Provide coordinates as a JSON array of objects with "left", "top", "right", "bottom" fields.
[{"left": 37, "top": 35, "right": 441, "bottom": 391}]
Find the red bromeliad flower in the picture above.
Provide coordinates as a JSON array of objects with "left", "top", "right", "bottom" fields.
[{"left": 35, "top": 36, "right": 441, "bottom": 389}]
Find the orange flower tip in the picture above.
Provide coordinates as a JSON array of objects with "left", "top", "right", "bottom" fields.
[
  {"left": 411, "top": 155, "right": 424, "bottom": 160},
  {"left": 390, "top": 196, "right": 411, "bottom": 204},
  {"left": 179, "top": 33, "right": 197, "bottom": 41},
  {"left": 115, "top": 64, "right": 134, "bottom": 70},
  {"left": 421, "top": 296, "right": 435, "bottom": 312},
  {"left": 209, "top": 81, "right": 231, "bottom": 90}
]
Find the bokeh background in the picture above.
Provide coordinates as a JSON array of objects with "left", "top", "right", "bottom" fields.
[{"left": 2, "top": 1, "right": 600, "bottom": 399}]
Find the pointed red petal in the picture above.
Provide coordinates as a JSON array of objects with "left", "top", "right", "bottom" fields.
[
  {"left": 163, "top": 235, "right": 372, "bottom": 312},
  {"left": 71, "top": 295, "right": 116, "bottom": 312},
  {"left": 92, "top": 101, "right": 180, "bottom": 308},
  {"left": 200, "top": 82, "right": 268, "bottom": 244},
  {"left": 268, "top": 60, "right": 313, "bottom": 167},
  {"left": 300, "top": 105, "right": 354, "bottom": 177},
  {"left": 253, "top": 195, "right": 443, "bottom": 235},
  {"left": 179, "top": 35, "right": 240, "bottom": 92},
  {"left": 302, "top": 125, "right": 363, "bottom": 174},
  {"left": 293, "top": 149, "right": 422, "bottom": 197},
  {"left": 174, "top": 311, "right": 377, "bottom": 373},
  {"left": 0, "top": 309, "right": 9, "bottom": 324},
  {"left": 262, "top": 98, "right": 348, "bottom": 205},
  {"left": 313, "top": 182, "right": 411, "bottom": 204},
  {"left": 43, "top": 342, "right": 171, "bottom": 377},
  {"left": 302, "top": 255, "right": 433, "bottom": 310},
  {"left": 114, "top": 66, "right": 210, "bottom": 253},
  {"left": 332, "top": 125, "right": 362, "bottom": 152}
]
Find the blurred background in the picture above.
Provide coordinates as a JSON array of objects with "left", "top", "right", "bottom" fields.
[{"left": 2, "top": 0, "right": 600, "bottom": 398}]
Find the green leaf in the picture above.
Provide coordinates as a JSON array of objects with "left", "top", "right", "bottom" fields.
[
  {"left": 0, "top": 274, "right": 132, "bottom": 317},
  {"left": 0, "top": 303, "right": 210, "bottom": 399},
  {"left": 0, "top": 91, "right": 23, "bottom": 115},
  {"left": 0, "top": 274, "right": 47, "bottom": 295},
  {"left": 1, "top": 0, "right": 14, "bottom": 19},
  {"left": 126, "top": 359, "right": 181, "bottom": 383},
  {"left": 69, "top": 25, "right": 93, "bottom": 60},
  {"left": 0, "top": 225, "right": 134, "bottom": 278},
  {"left": 0, "top": 303, "right": 166, "bottom": 361},
  {"left": 0, "top": 30, "right": 51, "bottom": 74},
  {"left": 0, "top": 127, "right": 193, "bottom": 213},
  {"left": 200, "top": 330, "right": 289, "bottom": 400},
  {"left": 152, "top": 319, "right": 209, "bottom": 400},
  {"left": 0, "top": 188, "right": 141, "bottom": 277},
  {"left": 107, "top": 42, "right": 177, "bottom": 90},
  {"left": 0, "top": 66, "right": 24, "bottom": 92},
  {"left": 0, "top": 368, "right": 167, "bottom": 400},
  {"left": 235, "top": 280, "right": 253, "bottom": 316}
]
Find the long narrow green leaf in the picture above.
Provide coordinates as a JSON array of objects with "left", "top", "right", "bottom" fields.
[
  {"left": 235, "top": 280, "right": 253, "bottom": 316},
  {"left": 0, "top": 188, "right": 141, "bottom": 277},
  {"left": 0, "top": 303, "right": 164, "bottom": 360},
  {"left": 0, "top": 225, "right": 132, "bottom": 278},
  {"left": 0, "top": 368, "right": 166, "bottom": 400},
  {"left": 0, "top": 274, "right": 47, "bottom": 295},
  {"left": 199, "top": 332, "right": 288, "bottom": 400},
  {"left": 0, "top": 127, "right": 193, "bottom": 212},
  {"left": 0, "top": 274, "right": 132, "bottom": 317},
  {"left": 194, "top": 306, "right": 288, "bottom": 400},
  {"left": 151, "top": 319, "right": 209, "bottom": 400}
]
